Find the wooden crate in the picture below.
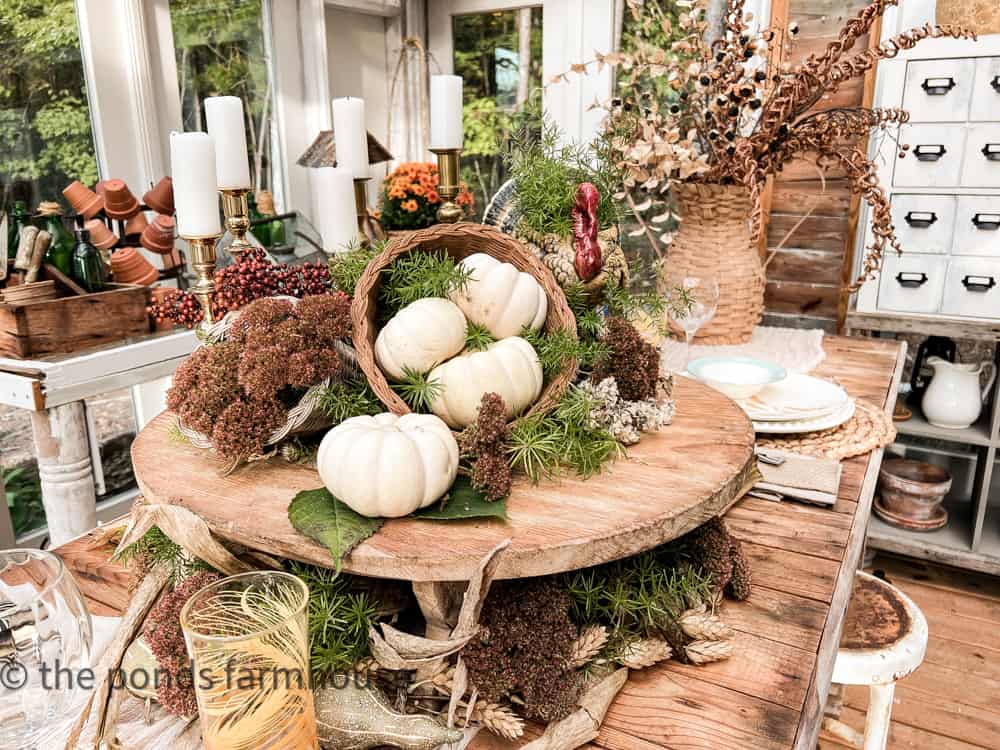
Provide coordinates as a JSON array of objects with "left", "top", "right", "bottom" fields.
[{"left": 0, "top": 284, "right": 151, "bottom": 359}]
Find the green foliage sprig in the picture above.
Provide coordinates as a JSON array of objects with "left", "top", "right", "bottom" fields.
[
  {"left": 520, "top": 327, "right": 608, "bottom": 378},
  {"left": 507, "top": 385, "right": 622, "bottom": 482},
  {"left": 465, "top": 322, "right": 496, "bottom": 352},
  {"left": 114, "top": 526, "right": 213, "bottom": 583},
  {"left": 379, "top": 250, "right": 473, "bottom": 316},
  {"left": 286, "top": 561, "right": 375, "bottom": 681},
  {"left": 391, "top": 367, "right": 444, "bottom": 413},
  {"left": 504, "top": 116, "right": 621, "bottom": 237},
  {"left": 319, "top": 378, "right": 383, "bottom": 423},
  {"left": 327, "top": 242, "right": 380, "bottom": 296}
]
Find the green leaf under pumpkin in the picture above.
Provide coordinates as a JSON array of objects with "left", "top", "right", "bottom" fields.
[
  {"left": 288, "top": 488, "right": 384, "bottom": 571},
  {"left": 411, "top": 476, "right": 508, "bottom": 521}
]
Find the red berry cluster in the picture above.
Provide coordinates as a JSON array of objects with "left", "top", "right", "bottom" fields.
[{"left": 147, "top": 249, "right": 332, "bottom": 328}]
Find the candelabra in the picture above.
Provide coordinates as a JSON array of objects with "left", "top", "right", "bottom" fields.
[
  {"left": 353, "top": 178, "right": 385, "bottom": 245},
  {"left": 220, "top": 188, "right": 252, "bottom": 259},
  {"left": 185, "top": 235, "right": 221, "bottom": 327},
  {"left": 431, "top": 148, "right": 464, "bottom": 223}
]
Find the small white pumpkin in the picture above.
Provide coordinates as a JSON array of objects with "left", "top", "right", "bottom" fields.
[
  {"left": 450, "top": 253, "right": 547, "bottom": 339},
  {"left": 375, "top": 298, "right": 467, "bottom": 381},
  {"left": 428, "top": 336, "right": 544, "bottom": 428},
  {"left": 317, "top": 412, "right": 459, "bottom": 518}
]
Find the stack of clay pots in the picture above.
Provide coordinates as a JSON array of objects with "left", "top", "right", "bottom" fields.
[
  {"left": 84, "top": 219, "right": 118, "bottom": 251},
  {"left": 62, "top": 182, "right": 104, "bottom": 219},
  {"left": 110, "top": 247, "right": 159, "bottom": 287},
  {"left": 140, "top": 214, "right": 176, "bottom": 255}
]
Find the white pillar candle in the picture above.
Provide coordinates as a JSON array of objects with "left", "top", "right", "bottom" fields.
[
  {"left": 170, "top": 131, "right": 222, "bottom": 237},
  {"left": 204, "top": 96, "right": 252, "bottom": 189},
  {"left": 429, "top": 75, "right": 464, "bottom": 150},
  {"left": 332, "top": 97, "right": 369, "bottom": 179},
  {"left": 315, "top": 166, "right": 357, "bottom": 254}
]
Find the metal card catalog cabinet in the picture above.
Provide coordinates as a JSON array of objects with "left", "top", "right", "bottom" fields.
[{"left": 855, "top": 29, "right": 1000, "bottom": 323}]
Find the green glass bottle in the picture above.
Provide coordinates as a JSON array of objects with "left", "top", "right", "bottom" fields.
[
  {"left": 72, "top": 219, "right": 106, "bottom": 293},
  {"left": 247, "top": 192, "right": 270, "bottom": 247},
  {"left": 7, "top": 200, "right": 30, "bottom": 263},
  {"left": 258, "top": 190, "right": 286, "bottom": 248},
  {"left": 38, "top": 202, "right": 75, "bottom": 276}
]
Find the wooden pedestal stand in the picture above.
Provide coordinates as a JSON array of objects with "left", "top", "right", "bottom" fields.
[{"left": 130, "top": 376, "right": 756, "bottom": 747}]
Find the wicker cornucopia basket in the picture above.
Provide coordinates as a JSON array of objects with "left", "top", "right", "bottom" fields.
[{"left": 351, "top": 222, "right": 578, "bottom": 425}]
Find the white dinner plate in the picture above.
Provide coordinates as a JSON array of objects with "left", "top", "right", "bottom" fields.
[
  {"left": 752, "top": 397, "right": 856, "bottom": 435},
  {"left": 739, "top": 373, "right": 849, "bottom": 421}
]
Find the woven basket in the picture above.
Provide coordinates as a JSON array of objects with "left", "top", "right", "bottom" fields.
[
  {"left": 352, "top": 222, "right": 578, "bottom": 424},
  {"left": 178, "top": 296, "right": 358, "bottom": 456},
  {"left": 664, "top": 183, "right": 765, "bottom": 345}
]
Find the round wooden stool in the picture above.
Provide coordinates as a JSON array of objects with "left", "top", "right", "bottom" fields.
[{"left": 825, "top": 571, "right": 928, "bottom": 750}]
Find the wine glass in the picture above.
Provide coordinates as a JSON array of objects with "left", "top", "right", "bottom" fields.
[
  {"left": 666, "top": 275, "right": 720, "bottom": 368},
  {"left": 0, "top": 549, "right": 93, "bottom": 749}
]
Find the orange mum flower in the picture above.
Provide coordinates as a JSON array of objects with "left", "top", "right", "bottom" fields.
[{"left": 401, "top": 199, "right": 419, "bottom": 212}]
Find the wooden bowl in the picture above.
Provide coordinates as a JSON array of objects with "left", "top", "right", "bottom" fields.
[{"left": 350, "top": 222, "right": 578, "bottom": 425}]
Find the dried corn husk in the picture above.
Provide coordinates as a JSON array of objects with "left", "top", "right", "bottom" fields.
[
  {"left": 569, "top": 625, "right": 609, "bottom": 668},
  {"left": 616, "top": 638, "right": 673, "bottom": 670},
  {"left": 679, "top": 607, "right": 734, "bottom": 641},
  {"left": 685, "top": 639, "right": 734, "bottom": 665}
]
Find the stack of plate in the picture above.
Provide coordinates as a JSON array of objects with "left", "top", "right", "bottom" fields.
[{"left": 738, "top": 373, "right": 855, "bottom": 434}]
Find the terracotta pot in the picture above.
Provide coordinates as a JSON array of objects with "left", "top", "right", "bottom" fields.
[
  {"left": 102, "top": 179, "right": 141, "bottom": 220},
  {"left": 63, "top": 181, "right": 104, "bottom": 219},
  {"left": 875, "top": 458, "right": 952, "bottom": 531},
  {"left": 84, "top": 219, "right": 119, "bottom": 251},
  {"left": 95, "top": 180, "right": 111, "bottom": 197},
  {"left": 148, "top": 285, "right": 178, "bottom": 332},
  {"left": 111, "top": 247, "right": 159, "bottom": 286},
  {"left": 140, "top": 214, "right": 176, "bottom": 254},
  {"left": 143, "top": 177, "right": 174, "bottom": 215},
  {"left": 124, "top": 212, "right": 149, "bottom": 238},
  {"left": 660, "top": 183, "right": 765, "bottom": 344}
]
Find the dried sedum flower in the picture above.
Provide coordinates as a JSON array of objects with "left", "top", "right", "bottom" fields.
[
  {"left": 578, "top": 376, "right": 674, "bottom": 445},
  {"left": 590, "top": 317, "right": 660, "bottom": 402},
  {"left": 465, "top": 393, "right": 513, "bottom": 501},
  {"left": 678, "top": 516, "right": 752, "bottom": 601}
]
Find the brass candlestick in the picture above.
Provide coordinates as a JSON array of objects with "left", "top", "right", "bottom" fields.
[
  {"left": 431, "top": 148, "right": 463, "bottom": 223},
  {"left": 185, "top": 235, "right": 221, "bottom": 327},
  {"left": 220, "top": 188, "right": 252, "bottom": 259},
  {"left": 353, "top": 177, "right": 385, "bottom": 245}
]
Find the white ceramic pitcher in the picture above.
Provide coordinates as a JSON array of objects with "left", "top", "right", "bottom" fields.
[{"left": 921, "top": 356, "right": 996, "bottom": 429}]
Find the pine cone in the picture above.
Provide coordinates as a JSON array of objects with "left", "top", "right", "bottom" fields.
[
  {"left": 679, "top": 608, "right": 734, "bottom": 641},
  {"left": 461, "top": 700, "right": 525, "bottom": 740},
  {"left": 569, "top": 625, "right": 609, "bottom": 668},
  {"left": 685, "top": 639, "right": 734, "bottom": 665},
  {"left": 616, "top": 638, "right": 673, "bottom": 670},
  {"left": 727, "top": 540, "right": 753, "bottom": 601}
]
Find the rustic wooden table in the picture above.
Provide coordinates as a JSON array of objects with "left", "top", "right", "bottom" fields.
[{"left": 54, "top": 335, "right": 904, "bottom": 750}]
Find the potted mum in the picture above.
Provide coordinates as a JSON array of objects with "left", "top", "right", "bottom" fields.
[{"left": 379, "top": 162, "right": 474, "bottom": 234}]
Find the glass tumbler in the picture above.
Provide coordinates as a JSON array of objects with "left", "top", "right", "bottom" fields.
[
  {"left": 0, "top": 549, "right": 93, "bottom": 750},
  {"left": 180, "top": 571, "right": 317, "bottom": 750}
]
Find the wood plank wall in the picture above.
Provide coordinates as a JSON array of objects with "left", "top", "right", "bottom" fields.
[{"left": 764, "top": 0, "right": 872, "bottom": 332}]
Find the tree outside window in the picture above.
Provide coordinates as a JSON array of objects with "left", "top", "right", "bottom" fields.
[{"left": 0, "top": 0, "right": 98, "bottom": 215}]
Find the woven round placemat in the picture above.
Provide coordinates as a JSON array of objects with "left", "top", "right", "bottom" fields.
[{"left": 756, "top": 399, "right": 897, "bottom": 460}]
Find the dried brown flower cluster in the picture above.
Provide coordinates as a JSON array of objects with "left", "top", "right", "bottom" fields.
[
  {"left": 462, "top": 578, "right": 582, "bottom": 722},
  {"left": 462, "top": 393, "right": 513, "bottom": 501},
  {"left": 590, "top": 317, "right": 660, "bottom": 401},
  {"left": 578, "top": 0, "right": 973, "bottom": 285},
  {"left": 167, "top": 293, "right": 351, "bottom": 462},
  {"left": 143, "top": 571, "right": 220, "bottom": 717},
  {"left": 678, "top": 516, "right": 752, "bottom": 601}
]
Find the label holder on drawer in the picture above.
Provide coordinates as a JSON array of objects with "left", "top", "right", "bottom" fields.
[
  {"left": 896, "top": 271, "right": 929, "bottom": 288},
  {"left": 922, "top": 76, "right": 956, "bottom": 95},
  {"left": 962, "top": 275, "right": 996, "bottom": 292},
  {"left": 905, "top": 210, "right": 938, "bottom": 228},
  {"left": 981, "top": 143, "right": 1000, "bottom": 162},
  {"left": 915, "top": 144, "right": 947, "bottom": 161},
  {"left": 972, "top": 212, "right": 1000, "bottom": 230}
]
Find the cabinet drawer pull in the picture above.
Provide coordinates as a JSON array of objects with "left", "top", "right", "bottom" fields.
[
  {"left": 904, "top": 211, "right": 937, "bottom": 228},
  {"left": 914, "top": 144, "right": 946, "bottom": 161},
  {"left": 972, "top": 213, "right": 1000, "bottom": 230},
  {"left": 992, "top": 75, "right": 1000, "bottom": 93},
  {"left": 961, "top": 275, "right": 996, "bottom": 292},
  {"left": 921, "top": 76, "right": 956, "bottom": 95},
  {"left": 896, "top": 272, "right": 928, "bottom": 288},
  {"left": 982, "top": 144, "right": 1000, "bottom": 162}
]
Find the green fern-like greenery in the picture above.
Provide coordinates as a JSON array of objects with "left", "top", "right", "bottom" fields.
[
  {"left": 520, "top": 326, "right": 609, "bottom": 378},
  {"left": 505, "top": 115, "right": 621, "bottom": 238},
  {"left": 319, "top": 378, "right": 383, "bottom": 423},
  {"left": 391, "top": 367, "right": 444, "bottom": 413},
  {"left": 328, "top": 241, "right": 381, "bottom": 295},
  {"left": 507, "top": 385, "right": 622, "bottom": 482},
  {"left": 287, "top": 561, "right": 375, "bottom": 681},
  {"left": 465, "top": 322, "right": 496, "bottom": 352},
  {"left": 114, "top": 526, "right": 213, "bottom": 583},
  {"left": 379, "top": 250, "right": 473, "bottom": 316}
]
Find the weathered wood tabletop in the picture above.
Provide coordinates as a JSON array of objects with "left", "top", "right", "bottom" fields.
[{"left": 55, "top": 335, "right": 905, "bottom": 750}]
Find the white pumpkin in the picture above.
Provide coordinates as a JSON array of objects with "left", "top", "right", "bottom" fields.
[
  {"left": 450, "top": 253, "right": 547, "bottom": 339},
  {"left": 428, "top": 336, "right": 544, "bottom": 428},
  {"left": 317, "top": 412, "right": 459, "bottom": 518},
  {"left": 375, "top": 298, "right": 467, "bottom": 381}
]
